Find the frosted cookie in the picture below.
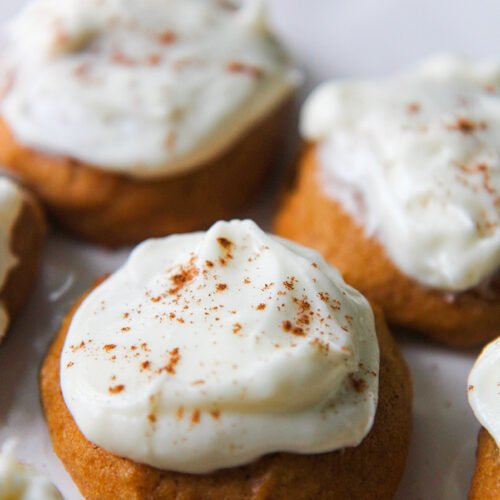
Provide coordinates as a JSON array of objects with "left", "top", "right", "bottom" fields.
[
  {"left": 0, "top": 0, "right": 298, "bottom": 246},
  {"left": 0, "top": 439, "right": 61, "bottom": 499},
  {"left": 40, "top": 220, "right": 411, "bottom": 499},
  {"left": 0, "top": 176, "right": 45, "bottom": 344},
  {"left": 468, "top": 337, "right": 500, "bottom": 499},
  {"left": 275, "top": 54, "right": 500, "bottom": 347}
]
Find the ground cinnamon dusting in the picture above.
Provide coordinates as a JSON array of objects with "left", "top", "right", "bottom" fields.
[
  {"left": 448, "top": 117, "right": 487, "bottom": 134},
  {"left": 348, "top": 374, "right": 367, "bottom": 393},
  {"left": 191, "top": 409, "right": 201, "bottom": 424},
  {"left": 407, "top": 102, "right": 421, "bottom": 114},
  {"left": 225, "top": 61, "right": 262, "bottom": 78},
  {"left": 168, "top": 259, "right": 198, "bottom": 295},
  {"left": 161, "top": 347, "right": 181, "bottom": 374},
  {"left": 147, "top": 54, "right": 162, "bottom": 66},
  {"left": 53, "top": 20, "right": 69, "bottom": 46},
  {"left": 164, "top": 130, "right": 177, "bottom": 149},
  {"left": 217, "top": 237, "right": 233, "bottom": 249},
  {"left": 217, "top": 0, "right": 238, "bottom": 9},
  {"left": 110, "top": 51, "right": 136, "bottom": 66},
  {"left": 158, "top": 30, "right": 177, "bottom": 44},
  {"left": 109, "top": 384, "right": 125, "bottom": 394},
  {"left": 74, "top": 63, "right": 89, "bottom": 76}
]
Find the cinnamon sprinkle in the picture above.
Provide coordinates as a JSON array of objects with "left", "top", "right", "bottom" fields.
[
  {"left": 109, "top": 384, "right": 125, "bottom": 394},
  {"left": 225, "top": 60, "right": 262, "bottom": 78},
  {"left": 191, "top": 409, "right": 201, "bottom": 424},
  {"left": 158, "top": 30, "right": 177, "bottom": 45},
  {"left": 407, "top": 102, "right": 421, "bottom": 114},
  {"left": 161, "top": 347, "right": 181, "bottom": 374},
  {"left": 348, "top": 375, "right": 367, "bottom": 393},
  {"left": 448, "top": 117, "right": 487, "bottom": 134}
]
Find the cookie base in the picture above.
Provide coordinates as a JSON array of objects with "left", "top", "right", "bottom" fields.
[
  {"left": 0, "top": 188, "right": 45, "bottom": 343},
  {"left": 40, "top": 284, "right": 412, "bottom": 500},
  {"left": 469, "top": 428, "right": 500, "bottom": 499},
  {"left": 0, "top": 99, "right": 292, "bottom": 247},
  {"left": 275, "top": 145, "right": 500, "bottom": 347}
]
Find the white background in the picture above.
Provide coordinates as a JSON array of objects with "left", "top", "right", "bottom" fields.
[{"left": 0, "top": 1, "right": 496, "bottom": 498}]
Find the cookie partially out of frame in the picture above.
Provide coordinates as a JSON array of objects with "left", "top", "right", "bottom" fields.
[
  {"left": 275, "top": 146, "right": 499, "bottom": 348},
  {"left": 0, "top": 99, "right": 291, "bottom": 247},
  {"left": 0, "top": 179, "right": 45, "bottom": 343},
  {"left": 469, "top": 428, "right": 500, "bottom": 499},
  {"left": 40, "top": 285, "right": 412, "bottom": 500}
]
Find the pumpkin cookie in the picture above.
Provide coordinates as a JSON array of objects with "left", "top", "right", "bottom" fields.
[
  {"left": 276, "top": 54, "right": 500, "bottom": 347},
  {"left": 0, "top": 176, "right": 45, "bottom": 343},
  {"left": 0, "top": 0, "right": 298, "bottom": 246},
  {"left": 40, "top": 220, "right": 411, "bottom": 499},
  {"left": 0, "top": 439, "right": 61, "bottom": 499},
  {"left": 468, "top": 337, "right": 500, "bottom": 499}
]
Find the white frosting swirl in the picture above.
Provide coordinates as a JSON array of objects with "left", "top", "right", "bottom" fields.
[
  {"left": 0, "top": 440, "right": 62, "bottom": 500},
  {"left": 301, "top": 54, "right": 500, "bottom": 292},
  {"left": 60, "top": 220, "right": 379, "bottom": 473},
  {"left": 0, "top": 0, "right": 298, "bottom": 178},
  {"left": 0, "top": 177, "right": 24, "bottom": 341},
  {"left": 468, "top": 337, "right": 500, "bottom": 448}
]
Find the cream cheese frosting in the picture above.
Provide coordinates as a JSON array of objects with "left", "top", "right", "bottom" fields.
[
  {"left": 301, "top": 54, "right": 500, "bottom": 292},
  {"left": 0, "top": 0, "right": 298, "bottom": 178},
  {"left": 0, "top": 440, "right": 62, "bottom": 500},
  {"left": 60, "top": 219, "right": 379, "bottom": 473},
  {"left": 468, "top": 337, "right": 500, "bottom": 447},
  {"left": 0, "top": 177, "right": 24, "bottom": 341}
]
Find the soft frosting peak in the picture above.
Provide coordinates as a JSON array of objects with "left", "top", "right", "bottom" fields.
[
  {"left": 61, "top": 220, "right": 379, "bottom": 473},
  {"left": 301, "top": 54, "right": 500, "bottom": 292},
  {"left": 1, "top": 0, "right": 298, "bottom": 177},
  {"left": 468, "top": 337, "right": 500, "bottom": 447}
]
